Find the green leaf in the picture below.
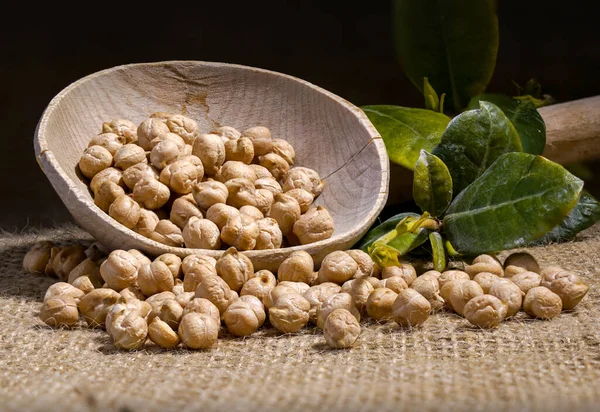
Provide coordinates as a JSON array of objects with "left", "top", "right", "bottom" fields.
[
  {"left": 394, "top": 0, "right": 499, "bottom": 112},
  {"left": 384, "top": 228, "right": 431, "bottom": 256},
  {"left": 468, "top": 93, "right": 546, "bottom": 155},
  {"left": 443, "top": 152, "right": 583, "bottom": 255},
  {"left": 532, "top": 191, "right": 600, "bottom": 245},
  {"left": 432, "top": 101, "right": 522, "bottom": 196},
  {"left": 362, "top": 105, "right": 450, "bottom": 170},
  {"left": 355, "top": 212, "right": 420, "bottom": 252},
  {"left": 413, "top": 150, "right": 453, "bottom": 216},
  {"left": 429, "top": 231, "right": 447, "bottom": 272}
]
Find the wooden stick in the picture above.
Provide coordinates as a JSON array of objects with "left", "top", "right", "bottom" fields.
[{"left": 540, "top": 95, "right": 600, "bottom": 164}]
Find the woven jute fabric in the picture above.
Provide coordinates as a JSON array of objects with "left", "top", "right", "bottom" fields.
[{"left": 1, "top": 224, "right": 599, "bottom": 412}]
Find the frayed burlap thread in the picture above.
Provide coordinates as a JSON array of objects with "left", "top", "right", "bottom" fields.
[{"left": 1, "top": 223, "right": 599, "bottom": 412}]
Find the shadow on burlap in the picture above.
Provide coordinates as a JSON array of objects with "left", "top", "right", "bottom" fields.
[{"left": 1, "top": 223, "right": 599, "bottom": 412}]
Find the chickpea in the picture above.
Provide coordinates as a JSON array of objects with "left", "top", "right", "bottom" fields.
[
  {"left": 88, "top": 132, "right": 125, "bottom": 155},
  {"left": 344, "top": 249, "right": 374, "bottom": 279},
  {"left": 182, "top": 217, "right": 222, "bottom": 250},
  {"left": 205, "top": 203, "right": 240, "bottom": 231},
  {"left": 293, "top": 206, "right": 334, "bottom": 245},
  {"left": 281, "top": 167, "right": 324, "bottom": 197},
  {"left": 242, "top": 126, "right": 272, "bottom": 156},
  {"left": 340, "top": 278, "right": 374, "bottom": 314},
  {"left": 263, "top": 284, "right": 299, "bottom": 310},
  {"left": 259, "top": 153, "right": 290, "bottom": 180},
  {"left": 144, "top": 291, "right": 177, "bottom": 311},
  {"left": 540, "top": 270, "right": 589, "bottom": 310},
  {"left": 318, "top": 251, "right": 358, "bottom": 284},
  {"left": 438, "top": 270, "right": 470, "bottom": 289},
  {"left": 106, "top": 306, "right": 148, "bottom": 350},
  {"left": 224, "top": 136, "right": 254, "bottom": 164},
  {"left": 182, "top": 298, "right": 221, "bottom": 324},
  {"left": 132, "top": 178, "right": 170, "bottom": 210},
  {"left": 94, "top": 181, "right": 126, "bottom": 213},
  {"left": 147, "top": 299, "right": 184, "bottom": 330},
  {"left": 523, "top": 287, "right": 562, "bottom": 319},
  {"left": 216, "top": 247, "right": 254, "bottom": 293},
  {"left": 277, "top": 251, "right": 315, "bottom": 284},
  {"left": 138, "top": 261, "right": 175, "bottom": 297},
  {"left": 79, "top": 145, "right": 113, "bottom": 179},
  {"left": 381, "top": 264, "right": 417, "bottom": 286},
  {"left": 463, "top": 295, "right": 508, "bottom": 328},
  {"left": 271, "top": 138, "right": 296, "bottom": 165},
  {"left": 114, "top": 144, "right": 147, "bottom": 170},
  {"left": 446, "top": 280, "right": 484, "bottom": 316},
  {"left": 504, "top": 265, "right": 527, "bottom": 278},
  {"left": 122, "top": 163, "right": 158, "bottom": 190},
  {"left": 284, "top": 188, "right": 314, "bottom": 214},
  {"left": 148, "top": 317, "right": 180, "bottom": 349},
  {"left": 192, "top": 133, "right": 226, "bottom": 175},
  {"left": 217, "top": 161, "right": 257, "bottom": 183},
  {"left": 212, "top": 126, "right": 241, "bottom": 143},
  {"left": 269, "top": 293, "right": 311, "bottom": 333},
  {"left": 182, "top": 255, "right": 218, "bottom": 292},
  {"left": 172, "top": 279, "right": 185, "bottom": 296},
  {"left": 102, "top": 119, "right": 138, "bottom": 144},
  {"left": 150, "top": 139, "right": 179, "bottom": 170},
  {"left": 178, "top": 312, "right": 220, "bottom": 349},
  {"left": 255, "top": 217, "right": 283, "bottom": 250},
  {"left": 149, "top": 220, "right": 184, "bottom": 247},
  {"left": 120, "top": 286, "right": 146, "bottom": 302},
  {"left": 466, "top": 254, "right": 504, "bottom": 278},
  {"left": 510, "top": 271, "right": 541, "bottom": 294},
  {"left": 410, "top": 274, "right": 445, "bottom": 311},
  {"left": 316, "top": 293, "right": 361, "bottom": 329},
  {"left": 78, "top": 288, "right": 121, "bottom": 328},
  {"left": 254, "top": 177, "right": 283, "bottom": 195},
  {"left": 43, "top": 282, "right": 86, "bottom": 304},
  {"left": 108, "top": 194, "right": 141, "bottom": 229},
  {"left": 67, "top": 258, "right": 103, "bottom": 287},
  {"left": 99, "top": 250, "right": 141, "bottom": 291},
  {"left": 324, "top": 308, "right": 361, "bottom": 349},
  {"left": 160, "top": 159, "right": 203, "bottom": 195},
  {"left": 23, "top": 241, "right": 54, "bottom": 275},
  {"left": 166, "top": 114, "right": 199, "bottom": 144},
  {"left": 137, "top": 117, "right": 170, "bottom": 150},
  {"left": 376, "top": 276, "right": 408, "bottom": 294},
  {"left": 195, "top": 275, "right": 238, "bottom": 317},
  {"left": 90, "top": 167, "right": 124, "bottom": 194},
  {"left": 169, "top": 194, "right": 203, "bottom": 229},
  {"left": 240, "top": 270, "right": 277, "bottom": 303},
  {"left": 303, "top": 282, "right": 342, "bottom": 323},
  {"left": 47, "top": 244, "right": 87, "bottom": 282},
  {"left": 221, "top": 214, "right": 260, "bottom": 251},
  {"left": 134, "top": 209, "right": 160, "bottom": 237},
  {"left": 489, "top": 279, "right": 523, "bottom": 318},
  {"left": 192, "top": 179, "right": 228, "bottom": 211},
  {"left": 473, "top": 272, "right": 501, "bottom": 294},
  {"left": 223, "top": 295, "right": 266, "bottom": 336},
  {"left": 40, "top": 297, "right": 80, "bottom": 327},
  {"left": 225, "top": 178, "right": 256, "bottom": 209},
  {"left": 154, "top": 253, "right": 182, "bottom": 280},
  {"left": 392, "top": 288, "right": 431, "bottom": 327},
  {"left": 366, "top": 288, "right": 398, "bottom": 321}
]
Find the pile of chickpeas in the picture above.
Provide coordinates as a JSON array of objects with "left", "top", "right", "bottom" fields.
[
  {"left": 78, "top": 113, "right": 334, "bottom": 250},
  {"left": 23, "top": 241, "right": 590, "bottom": 350}
]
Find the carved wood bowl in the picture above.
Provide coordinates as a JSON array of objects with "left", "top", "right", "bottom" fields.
[{"left": 34, "top": 61, "right": 389, "bottom": 271}]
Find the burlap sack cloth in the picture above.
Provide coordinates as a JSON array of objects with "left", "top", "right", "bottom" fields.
[{"left": 1, "top": 223, "right": 599, "bottom": 412}]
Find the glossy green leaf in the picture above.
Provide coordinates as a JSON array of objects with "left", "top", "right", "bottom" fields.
[
  {"left": 362, "top": 105, "right": 450, "bottom": 170},
  {"left": 394, "top": 0, "right": 499, "bottom": 112},
  {"left": 413, "top": 150, "right": 453, "bottom": 216},
  {"left": 432, "top": 101, "right": 522, "bottom": 195},
  {"left": 429, "top": 231, "right": 447, "bottom": 272},
  {"left": 532, "top": 191, "right": 600, "bottom": 245},
  {"left": 355, "top": 212, "right": 420, "bottom": 252},
  {"left": 468, "top": 93, "right": 546, "bottom": 155},
  {"left": 443, "top": 152, "right": 583, "bottom": 254}
]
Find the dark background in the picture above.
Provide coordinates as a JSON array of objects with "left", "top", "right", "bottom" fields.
[{"left": 2, "top": 1, "right": 599, "bottom": 230}]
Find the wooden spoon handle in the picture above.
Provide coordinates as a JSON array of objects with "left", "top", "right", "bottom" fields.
[{"left": 540, "top": 95, "right": 600, "bottom": 164}]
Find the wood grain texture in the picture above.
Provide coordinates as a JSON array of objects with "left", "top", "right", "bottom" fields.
[
  {"left": 540, "top": 95, "right": 600, "bottom": 164},
  {"left": 34, "top": 61, "right": 389, "bottom": 271}
]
